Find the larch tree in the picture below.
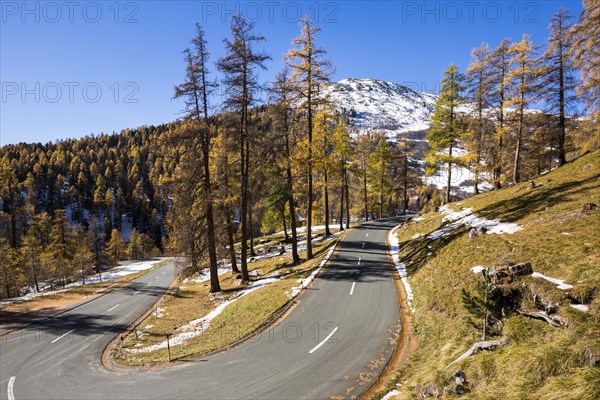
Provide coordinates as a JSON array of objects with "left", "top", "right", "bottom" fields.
[
  {"left": 331, "top": 116, "right": 353, "bottom": 229},
  {"left": 173, "top": 23, "right": 221, "bottom": 292},
  {"left": 488, "top": 38, "right": 511, "bottom": 189},
  {"left": 466, "top": 43, "right": 493, "bottom": 194},
  {"left": 570, "top": 0, "right": 600, "bottom": 120},
  {"left": 284, "top": 17, "right": 332, "bottom": 260},
  {"left": 506, "top": 34, "right": 540, "bottom": 184},
  {"left": 355, "top": 131, "right": 373, "bottom": 221},
  {"left": 270, "top": 69, "right": 301, "bottom": 263},
  {"left": 368, "top": 137, "right": 393, "bottom": 219},
  {"left": 540, "top": 9, "right": 577, "bottom": 166},
  {"left": 426, "top": 64, "right": 467, "bottom": 203},
  {"left": 217, "top": 15, "right": 269, "bottom": 282},
  {"left": 313, "top": 109, "right": 336, "bottom": 236}
]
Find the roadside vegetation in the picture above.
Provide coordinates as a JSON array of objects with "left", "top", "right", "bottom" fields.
[
  {"left": 378, "top": 150, "right": 599, "bottom": 399},
  {"left": 112, "top": 232, "right": 342, "bottom": 367}
]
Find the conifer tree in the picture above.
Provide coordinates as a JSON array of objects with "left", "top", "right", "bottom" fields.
[
  {"left": 173, "top": 23, "right": 221, "bottom": 292},
  {"left": 488, "top": 38, "right": 511, "bottom": 189},
  {"left": 217, "top": 15, "right": 270, "bottom": 282},
  {"left": 271, "top": 68, "right": 300, "bottom": 263},
  {"left": 466, "top": 43, "right": 493, "bottom": 194},
  {"left": 331, "top": 116, "right": 353, "bottom": 229},
  {"left": 426, "top": 64, "right": 467, "bottom": 203},
  {"left": 570, "top": 0, "right": 600, "bottom": 120},
  {"left": 106, "top": 228, "right": 127, "bottom": 263},
  {"left": 507, "top": 34, "right": 540, "bottom": 184},
  {"left": 285, "top": 17, "right": 332, "bottom": 260},
  {"left": 540, "top": 9, "right": 577, "bottom": 166},
  {"left": 368, "top": 137, "right": 393, "bottom": 218}
]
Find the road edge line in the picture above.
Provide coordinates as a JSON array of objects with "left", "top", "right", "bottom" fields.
[{"left": 360, "top": 221, "right": 417, "bottom": 400}]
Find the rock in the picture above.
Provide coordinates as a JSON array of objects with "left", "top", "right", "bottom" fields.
[
  {"left": 453, "top": 384, "right": 466, "bottom": 395},
  {"left": 469, "top": 226, "right": 488, "bottom": 239},
  {"left": 279, "top": 245, "right": 286, "bottom": 255},
  {"left": 489, "top": 262, "right": 533, "bottom": 284},
  {"left": 582, "top": 203, "right": 598, "bottom": 212},
  {"left": 533, "top": 294, "right": 559, "bottom": 314},
  {"left": 421, "top": 384, "right": 439, "bottom": 398},
  {"left": 452, "top": 370, "right": 467, "bottom": 385}
]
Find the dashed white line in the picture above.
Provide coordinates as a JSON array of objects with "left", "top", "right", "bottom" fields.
[
  {"left": 366, "top": 233, "right": 369, "bottom": 238},
  {"left": 350, "top": 282, "right": 356, "bottom": 296},
  {"left": 357, "top": 257, "right": 361, "bottom": 266},
  {"left": 51, "top": 329, "right": 75, "bottom": 344},
  {"left": 7, "top": 376, "right": 15, "bottom": 400},
  {"left": 146, "top": 282, "right": 152, "bottom": 286},
  {"left": 362, "top": 242, "right": 365, "bottom": 248},
  {"left": 309, "top": 326, "right": 339, "bottom": 354},
  {"left": 107, "top": 304, "right": 120, "bottom": 312},
  {"left": 132, "top": 291, "right": 141, "bottom": 296}
]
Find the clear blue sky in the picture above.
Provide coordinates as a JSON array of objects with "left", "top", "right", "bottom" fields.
[{"left": 0, "top": 0, "right": 584, "bottom": 145}]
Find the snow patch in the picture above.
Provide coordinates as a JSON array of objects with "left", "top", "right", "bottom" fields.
[
  {"left": 381, "top": 389, "right": 401, "bottom": 400},
  {"left": 531, "top": 272, "right": 573, "bottom": 290},
  {"left": 471, "top": 266, "right": 486, "bottom": 274},
  {"left": 569, "top": 304, "right": 589, "bottom": 312},
  {"left": 128, "top": 274, "right": 282, "bottom": 353},
  {"left": 426, "top": 205, "right": 522, "bottom": 240},
  {"left": 288, "top": 236, "right": 340, "bottom": 298},
  {"left": 388, "top": 226, "right": 414, "bottom": 312}
]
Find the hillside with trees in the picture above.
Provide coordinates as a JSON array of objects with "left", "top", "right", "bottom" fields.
[{"left": 1, "top": 1, "right": 598, "bottom": 300}]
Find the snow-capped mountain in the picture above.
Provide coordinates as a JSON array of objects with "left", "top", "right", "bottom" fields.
[
  {"left": 322, "top": 78, "right": 437, "bottom": 138},
  {"left": 323, "top": 78, "right": 491, "bottom": 197}
]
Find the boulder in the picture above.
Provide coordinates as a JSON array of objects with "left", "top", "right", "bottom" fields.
[
  {"left": 469, "top": 226, "right": 488, "bottom": 239},
  {"left": 421, "top": 384, "right": 439, "bottom": 398},
  {"left": 490, "top": 262, "right": 533, "bottom": 285}
]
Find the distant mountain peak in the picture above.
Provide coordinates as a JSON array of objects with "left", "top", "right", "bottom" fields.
[{"left": 322, "top": 78, "right": 437, "bottom": 137}]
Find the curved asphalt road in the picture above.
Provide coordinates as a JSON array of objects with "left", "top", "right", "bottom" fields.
[{"left": 0, "top": 218, "right": 405, "bottom": 400}]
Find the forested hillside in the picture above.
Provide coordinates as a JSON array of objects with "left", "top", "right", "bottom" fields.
[{"left": 1, "top": 1, "right": 598, "bottom": 300}]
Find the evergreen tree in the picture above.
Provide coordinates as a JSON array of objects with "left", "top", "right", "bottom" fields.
[
  {"left": 368, "top": 137, "right": 393, "bottom": 218},
  {"left": 426, "top": 64, "right": 467, "bottom": 203}
]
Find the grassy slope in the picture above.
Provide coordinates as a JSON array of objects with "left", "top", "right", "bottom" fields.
[
  {"left": 114, "top": 235, "right": 340, "bottom": 366},
  {"left": 385, "top": 151, "right": 600, "bottom": 399}
]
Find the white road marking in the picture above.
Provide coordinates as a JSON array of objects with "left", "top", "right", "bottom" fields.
[
  {"left": 366, "top": 233, "right": 369, "bottom": 237},
  {"left": 350, "top": 282, "right": 356, "bottom": 296},
  {"left": 107, "top": 304, "right": 120, "bottom": 312},
  {"left": 146, "top": 282, "right": 152, "bottom": 286},
  {"left": 309, "top": 326, "right": 339, "bottom": 354},
  {"left": 362, "top": 242, "right": 365, "bottom": 248},
  {"left": 357, "top": 257, "right": 361, "bottom": 266},
  {"left": 7, "top": 376, "right": 15, "bottom": 400},
  {"left": 51, "top": 329, "right": 75, "bottom": 344},
  {"left": 132, "top": 291, "right": 141, "bottom": 296}
]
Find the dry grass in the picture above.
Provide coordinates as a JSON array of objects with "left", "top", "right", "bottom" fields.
[
  {"left": 114, "top": 235, "right": 340, "bottom": 366},
  {"left": 380, "top": 150, "right": 600, "bottom": 399}
]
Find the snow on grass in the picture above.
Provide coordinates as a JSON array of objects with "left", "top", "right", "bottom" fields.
[
  {"left": 569, "top": 304, "right": 589, "bottom": 312},
  {"left": 128, "top": 274, "right": 283, "bottom": 353},
  {"left": 381, "top": 389, "right": 401, "bottom": 400},
  {"left": 287, "top": 233, "right": 342, "bottom": 298},
  {"left": 388, "top": 225, "right": 414, "bottom": 312},
  {"left": 183, "top": 264, "right": 232, "bottom": 283},
  {"left": 531, "top": 272, "right": 574, "bottom": 290},
  {"left": 471, "top": 266, "right": 486, "bottom": 274},
  {"left": 426, "top": 205, "right": 522, "bottom": 240},
  {"left": 0, "top": 258, "right": 168, "bottom": 306}
]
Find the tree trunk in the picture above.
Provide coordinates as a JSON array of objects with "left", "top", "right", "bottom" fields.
[
  {"left": 446, "top": 143, "right": 453, "bottom": 204},
  {"left": 226, "top": 212, "right": 239, "bottom": 273},
  {"left": 306, "top": 99, "right": 314, "bottom": 260},
  {"left": 557, "top": 40, "right": 567, "bottom": 166},
  {"left": 324, "top": 168, "right": 331, "bottom": 236},
  {"left": 345, "top": 169, "right": 350, "bottom": 229},
  {"left": 284, "top": 122, "right": 300, "bottom": 264},
  {"left": 363, "top": 160, "right": 368, "bottom": 221},
  {"left": 339, "top": 166, "right": 344, "bottom": 231},
  {"left": 281, "top": 206, "right": 289, "bottom": 241}
]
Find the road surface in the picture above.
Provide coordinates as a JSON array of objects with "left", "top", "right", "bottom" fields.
[{"left": 0, "top": 218, "right": 405, "bottom": 400}]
